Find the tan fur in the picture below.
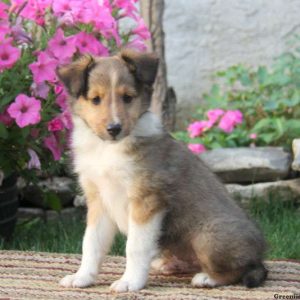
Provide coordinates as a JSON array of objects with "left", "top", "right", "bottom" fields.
[
  {"left": 130, "top": 194, "right": 165, "bottom": 224},
  {"left": 57, "top": 50, "right": 267, "bottom": 291},
  {"left": 80, "top": 178, "right": 103, "bottom": 226}
]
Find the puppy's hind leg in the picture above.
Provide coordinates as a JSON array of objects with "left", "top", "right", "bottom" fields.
[
  {"left": 190, "top": 226, "right": 267, "bottom": 288},
  {"left": 60, "top": 180, "right": 117, "bottom": 288}
]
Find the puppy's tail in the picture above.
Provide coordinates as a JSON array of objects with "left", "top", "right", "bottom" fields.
[{"left": 242, "top": 263, "right": 268, "bottom": 288}]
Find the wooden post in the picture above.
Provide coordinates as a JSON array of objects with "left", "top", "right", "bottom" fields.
[{"left": 140, "top": 0, "right": 176, "bottom": 131}]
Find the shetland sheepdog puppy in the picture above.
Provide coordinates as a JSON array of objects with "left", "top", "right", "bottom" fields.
[{"left": 57, "top": 50, "right": 267, "bottom": 292}]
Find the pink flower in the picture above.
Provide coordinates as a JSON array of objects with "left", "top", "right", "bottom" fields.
[
  {"left": 27, "top": 148, "right": 41, "bottom": 170},
  {"left": 31, "top": 82, "right": 50, "bottom": 99},
  {"left": 60, "top": 110, "right": 73, "bottom": 130},
  {"left": 218, "top": 110, "right": 243, "bottom": 133},
  {"left": 188, "top": 144, "right": 207, "bottom": 155},
  {"left": 0, "top": 40, "right": 21, "bottom": 72},
  {"left": 93, "top": 6, "right": 119, "bottom": 43},
  {"left": 187, "top": 121, "right": 211, "bottom": 138},
  {"left": 0, "top": 108, "right": 14, "bottom": 126},
  {"left": 126, "top": 37, "right": 147, "bottom": 52},
  {"left": 132, "top": 18, "right": 150, "bottom": 40},
  {"left": 55, "top": 91, "right": 68, "bottom": 110},
  {"left": 54, "top": 83, "right": 64, "bottom": 95},
  {"left": 7, "top": 94, "right": 41, "bottom": 128},
  {"left": 74, "top": 32, "right": 109, "bottom": 56},
  {"left": 48, "top": 117, "right": 64, "bottom": 132},
  {"left": 249, "top": 133, "right": 257, "bottom": 140},
  {"left": 207, "top": 109, "right": 224, "bottom": 124},
  {"left": 0, "top": 20, "right": 11, "bottom": 40},
  {"left": 114, "top": 0, "right": 138, "bottom": 19},
  {"left": 29, "top": 51, "right": 58, "bottom": 83},
  {"left": 11, "top": 18, "right": 32, "bottom": 44},
  {"left": 52, "top": 0, "right": 78, "bottom": 16},
  {"left": 0, "top": 2, "right": 8, "bottom": 20},
  {"left": 48, "top": 29, "right": 77, "bottom": 60},
  {"left": 30, "top": 128, "right": 40, "bottom": 138},
  {"left": 20, "top": 0, "right": 51, "bottom": 26},
  {"left": 44, "top": 133, "right": 62, "bottom": 161}
]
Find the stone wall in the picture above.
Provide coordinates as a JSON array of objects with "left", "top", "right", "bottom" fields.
[{"left": 164, "top": 0, "right": 300, "bottom": 107}]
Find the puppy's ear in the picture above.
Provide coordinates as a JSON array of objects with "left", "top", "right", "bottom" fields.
[
  {"left": 56, "top": 55, "right": 95, "bottom": 98},
  {"left": 120, "top": 49, "right": 159, "bottom": 86}
]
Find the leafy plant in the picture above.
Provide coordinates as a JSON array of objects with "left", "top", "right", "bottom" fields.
[
  {"left": 176, "top": 43, "right": 300, "bottom": 152},
  {"left": 0, "top": 0, "right": 149, "bottom": 208}
]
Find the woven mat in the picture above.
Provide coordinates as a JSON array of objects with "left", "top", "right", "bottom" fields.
[{"left": 0, "top": 251, "right": 299, "bottom": 300}]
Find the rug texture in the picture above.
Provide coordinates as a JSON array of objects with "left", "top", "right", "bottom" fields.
[{"left": 0, "top": 250, "right": 299, "bottom": 300}]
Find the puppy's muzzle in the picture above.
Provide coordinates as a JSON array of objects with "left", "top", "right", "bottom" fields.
[{"left": 107, "top": 123, "right": 122, "bottom": 138}]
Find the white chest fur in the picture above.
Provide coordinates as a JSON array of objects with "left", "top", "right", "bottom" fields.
[
  {"left": 72, "top": 117, "right": 136, "bottom": 234},
  {"left": 71, "top": 112, "right": 163, "bottom": 234}
]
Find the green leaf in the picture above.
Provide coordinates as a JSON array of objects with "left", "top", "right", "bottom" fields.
[
  {"left": 21, "top": 127, "right": 30, "bottom": 139},
  {"left": 240, "top": 71, "right": 252, "bottom": 86},
  {"left": 257, "top": 66, "right": 268, "bottom": 85},
  {"left": 260, "top": 133, "right": 277, "bottom": 143},
  {"left": 0, "top": 123, "right": 8, "bottom": 139},
  {"left": 43, "top": 191, "right": 62, "bottom": 212},
  {"left": 252, "top": 119, "right": 273, "bottom": 132}
]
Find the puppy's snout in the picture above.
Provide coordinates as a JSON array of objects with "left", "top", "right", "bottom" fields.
[{"left": 107, "top": 123, "right": 122, "bottom": 137}]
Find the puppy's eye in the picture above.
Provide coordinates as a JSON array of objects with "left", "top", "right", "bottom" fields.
[
  {"left": 92, "top": 96, "right": 101, "bottom": 105},
  {"left": 122, "top": 94, "right": 133, "bottom": 104}
]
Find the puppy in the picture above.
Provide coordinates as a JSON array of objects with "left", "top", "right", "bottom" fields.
[{"left": 57, "top": 49, "right": 267, "bottom": 292}]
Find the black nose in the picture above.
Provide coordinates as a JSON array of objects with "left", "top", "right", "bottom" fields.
[{"left": 107, "top": 123, "right": 122, "bottom": 137}]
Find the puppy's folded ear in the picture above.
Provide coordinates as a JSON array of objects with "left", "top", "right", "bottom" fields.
[
  {"left": 120, "top": 49, "right": 159, "bottom": 86},
  {"left": 56, "top": 55, "right": 95, "bottom": 98}
]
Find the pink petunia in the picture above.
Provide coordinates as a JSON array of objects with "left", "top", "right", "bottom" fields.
[
  {"left": 249, "top": 133, "right": 257, "bottom": 140},
  {"left": 55, "top": 90, "right": 68, "bottom": 110},
  {"left": 30, "top": 128, "right": 40, "bottom": 138},
  {"left": 19, "top": 0, "right": 51, "bottom": 26},
  {"left": 60, "top": 110, "right": 73, "bottom": 130},
  {"left": 27, "top": 148, "right": 41, "bottom": 170},
  {"left": 0, "top": 40, "right": 21, "bottom": 72},
  {"left": 29, "top": 51, "right": 58, "bottom": 83},
  {"left": 114, "top": 0, "right": 138, "bottom": 19},
  {"left": 48, "top": 29, "right": 77, "bottom": 60},
  {"left": 187, "top": 121, "right": 211, "bottom": 138},
  {"left": 126, "top": 37, "right": 147, "bottom": 52},
  {"left": 54, "top": 83, "right": 64, "bottom": 95},
  {"left": 0, "top": 20, "right": 11, "bottom": 40},
  {"left": 207, "top": 109, "right": 224, "bottom": 124},
  {"left": 132, "top": 18, "right": 151, "bottom": 40},
  {"left": 0, "top": 2, "right": 9, "bottom": 20},
  {"left": 48, "top": 117, "right": 64, "bottom": 132},
  {"left": 218, "top": 110, "right": 243, "bottom": 133},
  {"left": 74, "top": 32, "right": 109, "bottom": 56},
  {"left": 11, "top": 18, "right": 32, "bottom": 44},
  {"left": 52, "top": 0, "right": 75, "bottom": 15},
  {"left": 7, "top": 94, "right": 41, "bottom": 128},
  {"left": 0, "top": 108, "right": 14, "bottom": 126},
  {"left": 188, "top": 144, "right": 207, "bottom": 155},
  {"left": 31, "top": 82, "right": 50, "bottom": 99},
  {"left": 44, "top": 133, "right": 62, "bottom": 161}
]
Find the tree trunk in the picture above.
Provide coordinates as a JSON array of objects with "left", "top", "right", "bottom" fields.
[{"left": 140, "top": 0, "right": 176, "bottom": 131}]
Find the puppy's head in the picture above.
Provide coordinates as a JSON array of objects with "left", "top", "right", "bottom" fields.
[{"left": 57, "top": 49, "right": 158, "bottom": 141}]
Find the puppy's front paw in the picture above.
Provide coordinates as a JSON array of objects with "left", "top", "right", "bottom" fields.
[
  {"left": 110, "top": 278, "right": 145, "bottom": 293},
  {"left": 60, "top": 273, "right": 95, "bottom": 288}
]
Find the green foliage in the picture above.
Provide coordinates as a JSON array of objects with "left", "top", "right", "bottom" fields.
[
  {"left": 249, "top": 199, "right": 300, "bottom": 259},
  {"left": 0, "top": 211, "right": 126, "bottom": 256},
  {"left": 176, "top": 43, "right": 300, "bottom": 150},
  {"left": 1, "top": 201, "right": 299, "bottom": 259}
]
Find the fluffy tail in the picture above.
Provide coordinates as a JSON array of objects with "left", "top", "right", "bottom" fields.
[{"left": 242, "top": 263, "right": 268, "bottom": 288}]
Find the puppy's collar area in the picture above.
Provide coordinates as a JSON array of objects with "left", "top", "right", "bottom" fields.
[{"left": 131, "top": 111, "right": 164, "bottom": 138}]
